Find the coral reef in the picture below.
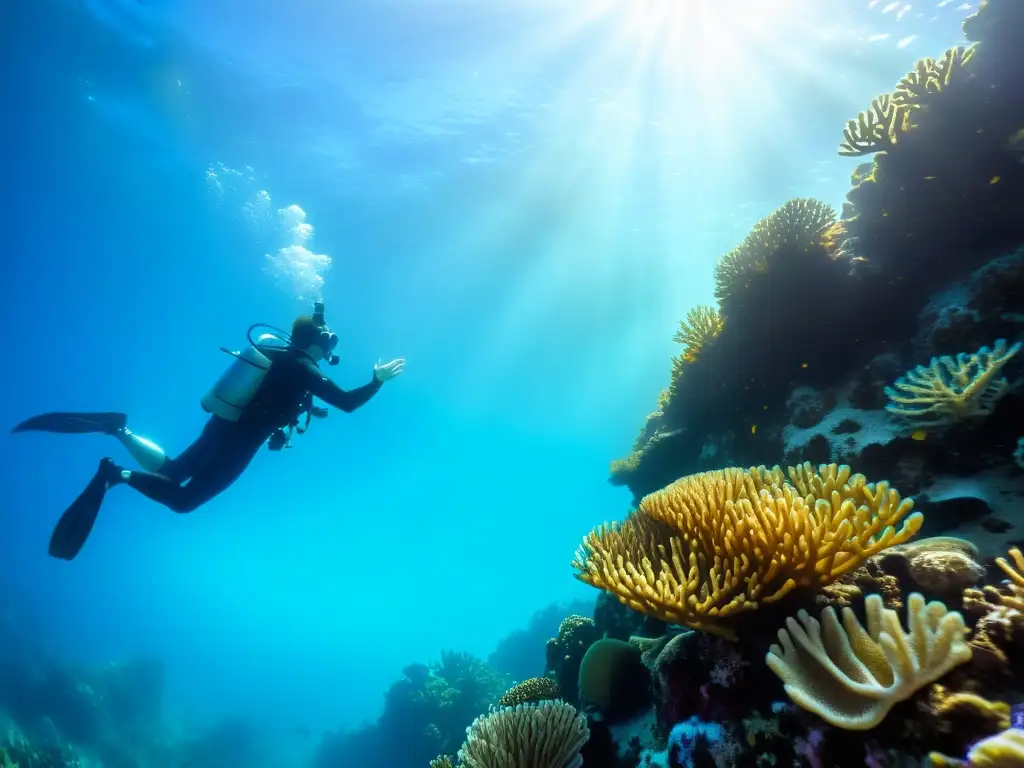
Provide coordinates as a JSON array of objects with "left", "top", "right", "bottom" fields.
[
  {"left": 611, "top": 2, "right": 1024, "bottom": 509},
  {"left": 345, "top": 5, "right": 1024, "bottom": 767},
  {"left": 314, "top": 650, "right": 511, "bottom": 768}
]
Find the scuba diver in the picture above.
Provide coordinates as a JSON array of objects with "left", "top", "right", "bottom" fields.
[{"left": 12, "top": 302, "right": 405, "bottom": 561}]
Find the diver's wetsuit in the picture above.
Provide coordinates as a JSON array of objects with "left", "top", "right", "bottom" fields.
[{"left": 121, "top": 345, "right": 383, "bottom": 513}]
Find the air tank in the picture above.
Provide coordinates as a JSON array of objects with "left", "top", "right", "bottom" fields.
[{"left": 200, "top": 334, "right": 278, "bottom": 421}]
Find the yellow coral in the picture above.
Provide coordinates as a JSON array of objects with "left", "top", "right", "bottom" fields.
[
  {"left": 928, "top": 728, "right": 1024, "bottom": 768},
  {"left": 964, "top": 547, "right": 1024, "bottom": 620},
  {"left": 929, "top": 684, "right": 1011, "bottom": 733},
  {"left": 571, "top": 463, "right": 923, "bottom": 639},
  {"left": 839, "top": 46, "right": 975, "bottom": 157},
  {"left": 965, "top": 728, "right": 1024, "bottom": 767},
  {"left": 996, "top": 547, "right": 1024, "bottom": 590},
  {"left": 713, "top": 198, "right": 838, "bottom": 304},
  {"left": 458, "top": 701, "right": 589, "bottom": 768},
  {"left": 765, "top": 592, "right": 972, "bottom": 730},
  {"left": 989, "top": 547, "right": 1024, "bottom": 611},
  {"left": 609, "top": 452, "right": 642, "bottom": 480},
  {"left": 672, "top": 305, "right": 723, "bottom": 363},
  {"left": 892, "top": 46, "right": 976, "bottom": 111},
  {"left": 885, "top": 339, "right": 1022, "bottom": 426},
  {"left": 839, "top": 93, "right": 911, "bottom": 156}
]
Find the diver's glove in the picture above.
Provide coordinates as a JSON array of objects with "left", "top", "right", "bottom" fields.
[{"left": 374, "top": 358, "right": 405, "bottom": 383}]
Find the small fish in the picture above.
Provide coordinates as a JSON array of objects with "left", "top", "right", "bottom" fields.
[
  {"left": 911, "top": 429, "right": 927, "bottom": 441},
  {"left": 990, "top": 176, "right": 1001, "bottom": 185},
  {"left": 1007, "top": 129, "right": 1024, "bottom": 163},
  {"left": 751, "top": 425, "right": 757, "bottom": 436}
]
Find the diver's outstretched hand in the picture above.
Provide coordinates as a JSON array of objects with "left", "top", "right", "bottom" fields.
[{"left": 374, "top": 358, "right": 405, "bottom": 382}]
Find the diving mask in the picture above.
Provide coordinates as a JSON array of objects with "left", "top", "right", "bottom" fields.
[{"left": 312, "top": 301, "right": 340, "bottom": 365}]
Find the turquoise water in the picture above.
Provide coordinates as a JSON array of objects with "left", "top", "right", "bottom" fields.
[{"left": 0, "top": 1, "right": 986, "bottom": 766}]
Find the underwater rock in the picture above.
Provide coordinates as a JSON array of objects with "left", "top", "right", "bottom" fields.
[
  {"left": 906, "top": 251, "right": 1024, "bottom": 354},
  {"left": 782, "top": 383, "right": 904, "bottom": 467},
  {"left": 578, "top": 638, "right": 651, "bottom": 723},
  {"left": 786, "top": 386, "right": 834, "bottom": 430},
  {"left": 906, "top": 251, "right": 1024, "bottom": 363},
  {"left": 882, "top": 536, "right": 986, "bottom": 602},
  {"left": 916, "top": 468, "right": 1024, "bottom": 560},
  {"left": 604, "top": 709, "right": 659, "bottom": 766},
  {"left": 849, "top": 352, "right": 907, "bottom": 412}
]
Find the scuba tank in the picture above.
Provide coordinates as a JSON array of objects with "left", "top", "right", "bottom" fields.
[{"left": 200, "top": 332, "right": 283, "bottom": 422}]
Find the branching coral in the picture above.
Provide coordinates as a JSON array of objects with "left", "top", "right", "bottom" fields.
[
  {"left": 997, "top": 548, "right": 1024, "bottom": 600},
  {"left": 673, "top": 305, "right": 723, "bottom": 363},
  {"left": 839, "top": 46, "right": 975, "bottom": 156},
  {"left": 884, "top": 339, "right": 1021, "bottom": 426},
  {"left": 892, "top": 46, "right": 976, "bottom": 111},
  {"left": 571, "top": 462, "right": 923, "bottom": 639},
  {"left": 839, "top": 93, "right": 911, "bottom": 157},
  {"left": 765, "top": 592, "right": 972, "bottom": 730},
  {"left": 712, "top": 198, "right": 838, "bottom": 305},
  {"left": 986, "top": 547, "right": 1024, "bottom": 612},
  {"left": 457, "top": 701, "right": 589, "bottom": 768}
]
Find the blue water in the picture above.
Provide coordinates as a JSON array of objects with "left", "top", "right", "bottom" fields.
[{"left": 0, "top": 0, "right": 976, "bottom": 762}]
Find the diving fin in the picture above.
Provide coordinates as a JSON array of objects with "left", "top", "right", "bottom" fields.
[
  {"left": 12, "top": 411, "right": 128, "bottom": 435},
  {"left": 48, "top": 459, "right": 118, "bottom": 561}
]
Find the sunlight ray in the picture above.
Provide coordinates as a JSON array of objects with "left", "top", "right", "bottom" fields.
[{"left": 393, "top": 0, "right": 901, "bottom": 415}]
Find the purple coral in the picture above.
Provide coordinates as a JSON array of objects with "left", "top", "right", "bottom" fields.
[{"left": 794, "top": 727, "right": 825, "bottom": 768}]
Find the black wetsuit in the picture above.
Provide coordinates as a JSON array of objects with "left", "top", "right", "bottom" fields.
[{"left": 121, "top": 345, "right": 383, "bottom": 512}]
